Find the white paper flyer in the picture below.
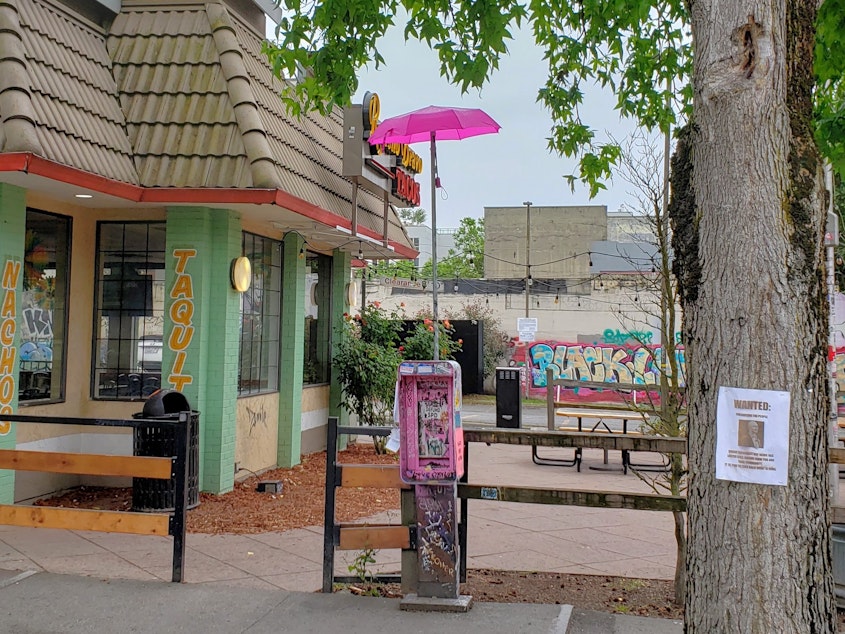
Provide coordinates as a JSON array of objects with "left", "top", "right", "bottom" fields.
[{"left": 715, "top": 386, "right": 790, "bottom": 486}]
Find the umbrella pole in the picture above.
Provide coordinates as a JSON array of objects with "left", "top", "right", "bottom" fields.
[{"left": 430, "top": 132, "right": 439, "bottom": 361}]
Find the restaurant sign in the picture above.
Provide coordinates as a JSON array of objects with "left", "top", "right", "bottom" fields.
[{"left": 342, "top": 92, "right": 422, "bottom": 207}]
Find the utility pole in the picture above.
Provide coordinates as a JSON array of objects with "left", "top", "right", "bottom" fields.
[
  {"left": 523, "top": 200, "right": 532, "bottom": 399},
  {"left": 523, "top": 201, "right": 532, "bottom": 318}
]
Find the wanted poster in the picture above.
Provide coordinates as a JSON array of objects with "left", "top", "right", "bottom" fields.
[{"left": 715, "top": 386, "right": 790, "bottom": 486}]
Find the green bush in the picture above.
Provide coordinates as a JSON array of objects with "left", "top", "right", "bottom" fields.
[
  {"left": 399, "top": 318, "right": 462, "bottom": 361},
  {"left": 333, "top": 303, "right": 403, "bottom": 436},
  {"left": 333, "top": 303, "right": 463, "bottom": 454}
]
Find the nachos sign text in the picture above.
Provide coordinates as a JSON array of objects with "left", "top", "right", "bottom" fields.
[{"left": 0, "top": 260, "right": 20, "bottom": 435}]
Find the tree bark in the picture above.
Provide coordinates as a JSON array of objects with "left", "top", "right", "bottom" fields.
[{"left": 677, "top": 2, "right": 835, "bottom": 631}]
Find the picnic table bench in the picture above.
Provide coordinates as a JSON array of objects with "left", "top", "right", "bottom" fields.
[
  {"left": 539, "top": 370, "right": 686, "bottom": 474},
  {"left": 534, "top": 407, "right": 649, "bottom": 473}
]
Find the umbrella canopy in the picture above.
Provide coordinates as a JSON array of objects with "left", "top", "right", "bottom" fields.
[
  {"left": 368, "top": 105, "right": 501, "bottom": 145},
  {"left": 367, "top": 104, "right": 500, "bottom": 361}
]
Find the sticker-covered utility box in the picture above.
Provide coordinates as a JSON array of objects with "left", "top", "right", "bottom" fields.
[{"left": 397, "top": 360, "right": 464, "bottom": 484}]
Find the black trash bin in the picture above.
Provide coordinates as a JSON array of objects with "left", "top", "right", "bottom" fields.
[
  {"left": 495, "top": 367, "right": 522, "bottom": 428},
  {"left": 132, "top": 390, "right": 200, "bottom": 512}
]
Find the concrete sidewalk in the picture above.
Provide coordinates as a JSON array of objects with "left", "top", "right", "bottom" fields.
[
  {"left": 0, "top": 413, "right": 685, "bottom": 632},
  {"left": 0, "top": 569, "right": 681, "bottom": 633}
]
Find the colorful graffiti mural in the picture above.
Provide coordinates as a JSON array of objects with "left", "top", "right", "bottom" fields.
[
  {"left": 509, "top": 340, "right": 686, "bottom": 400},
  {"left": 510, "top": 338, "right": 845, "bottom": 407}
]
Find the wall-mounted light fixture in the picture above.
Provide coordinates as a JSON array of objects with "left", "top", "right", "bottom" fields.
[
  {"left": 231, "top": 256, "right": 252, "bottom": 292},
  {"left": 346, "top": 281, "right": 358, "bottom": 307}
]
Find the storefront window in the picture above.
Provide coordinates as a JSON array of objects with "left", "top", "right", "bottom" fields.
[
  {"left": 303, "top": 252, "right": 331, "bottom": 385},
  {"left": 92, "top": 222, "right": 165, "bottom": 400},
  {"left": 238, "top": 233, "right": 281, "bottom": 395},
  {"left": 19, "top": 210, "right": 70, "bottom": 402}
]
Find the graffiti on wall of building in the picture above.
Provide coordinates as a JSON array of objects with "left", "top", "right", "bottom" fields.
[
  {"left": 601, "top": 329, "right": 654, "bottom": 345},
  {"left": 509, "top": 339, "right": 686, "bottom": 400},
  {"left": 510, "top": 338, "right": 845, "bottom": 409}
]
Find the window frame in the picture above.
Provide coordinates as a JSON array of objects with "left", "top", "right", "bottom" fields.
[
  {"left": 303, "top": 250, "right": 332, "bottom": 386},
  {"left": 90, "top": 221, "right": 166, "bottom": 401},
  {"left": 18, "top": 208, "right": 72, "bottom": 405},
  {"left": 237, "top": 231, "right": 282, "bottom": 397}
]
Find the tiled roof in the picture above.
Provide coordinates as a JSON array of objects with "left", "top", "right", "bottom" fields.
[
  {"left": 3, "top": 0, "right": 138, "bottom": 183},
  {"left": 0, "top": 0, "right": 411, "bottom": 251}
]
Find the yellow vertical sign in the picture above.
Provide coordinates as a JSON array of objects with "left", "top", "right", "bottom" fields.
[
  {"left": 0, "top": 260, "right": 20, "bottom": 435},
  {"left": 167, "top": 249, "right": 196, "bottom": 392}
]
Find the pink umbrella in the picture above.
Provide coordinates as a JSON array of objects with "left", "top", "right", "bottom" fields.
[{"left": 369, "top": 105, "right": 501, "bottom": 359}]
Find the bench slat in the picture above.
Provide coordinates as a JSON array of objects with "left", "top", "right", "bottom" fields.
[
  {"left": 338, "top": 524, "right": 410, "bottom": 550},
  {"left": 0, "top": 449, "right": 172, "bottom": 479},
  {"left": 339, "top": 464, "right": 409, "bottom": 489},
  {"left": 459, "top": 484, "right": 686, "bottom": 512},
  {"left": 555, "top": 409, "right": 646, "bottom": 420},
  {"left": 830, "top": 448, "right": 845, "bottom": 465},
  {"left": 0, "top": 504, "right": 170, "bottom": 535},
  {"left": 464, "top": 427, "right": 686, "bottom": 453}
]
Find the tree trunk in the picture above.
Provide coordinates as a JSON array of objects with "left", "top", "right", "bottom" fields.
[{"left": 675, "top": 2, "right": 835, "bottom": 631}]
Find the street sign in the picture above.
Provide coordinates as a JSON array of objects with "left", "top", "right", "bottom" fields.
[
  {"left": 381, "top": 277, "right": 443, "bottom": 291},
  {"left": 517, "top": 317, "right": 538, "bottom": 332}
]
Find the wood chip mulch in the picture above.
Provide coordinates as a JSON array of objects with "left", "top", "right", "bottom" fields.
[{"left": 34, "top": 441, "right": 401, "bottom": 535}]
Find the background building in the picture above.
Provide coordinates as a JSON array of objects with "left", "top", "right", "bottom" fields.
[{"left": 405, "top": 225, "right": 457, "bottom": 268}]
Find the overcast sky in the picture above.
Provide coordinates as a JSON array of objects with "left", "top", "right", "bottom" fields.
[{"left": 353, "top": 23, "right": 639, "bottom": 228}]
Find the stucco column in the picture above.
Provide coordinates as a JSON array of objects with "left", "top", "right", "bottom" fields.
[
  {"left": 329, "top": 249, "right": 352, "bottom": 427},
  {"left": 0, "top": 184, "right": 25, "bottom": 504},
  {"left": 165, "top": 207, "right": 241, "bottom": 494},
  {"left": 277, "top": 232, "right": 305, "bottom": 467}
]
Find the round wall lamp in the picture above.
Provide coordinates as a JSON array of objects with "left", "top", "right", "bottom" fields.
[
  {"left": 231, "top": 256, "right": 252, "bottom": 292},
  {"left": 346, "top": 281, "right": 358, "bottom": 307}
]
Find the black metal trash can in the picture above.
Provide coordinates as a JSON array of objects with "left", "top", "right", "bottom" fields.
[
  {"left": 132, "top": 390, "right": 200, "bottom": 512},
  {"left": 495, "top": 367, "right": 522, "bottom": 428}
]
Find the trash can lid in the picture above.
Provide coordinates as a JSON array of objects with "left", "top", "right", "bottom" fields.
[{"left": 142, "top": 389, "right": 191, "bottom": 417}]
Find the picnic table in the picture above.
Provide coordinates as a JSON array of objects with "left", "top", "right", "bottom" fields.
[
  {"left": 538, "top": 371, "right": 685, "bottom": 474},
  {"left": 533, "top": 408, "right": 649, "bottom": 473}
]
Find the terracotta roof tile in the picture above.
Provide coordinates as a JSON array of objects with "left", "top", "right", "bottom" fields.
[
  {"left": 11, "top": 0, "right": 137, "bottom": 182},
  {"left": 108, "top": 6, "right": 253, "bottom": 188},
  {"left": 1, "top": 0, "right": 411, "bottom": 251}
]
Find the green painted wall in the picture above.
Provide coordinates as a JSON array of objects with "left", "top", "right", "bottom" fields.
[
  {"left": 329, "top": 250, "right": 352, "bottom": 428},
  {"left": 165, "top": 207, "right": 241, "bottom": 494},
  {"left": 0, "top": 184, "right": 25, "bottom": 504},
  {"left": 277, "top": 232, "right": 305, "bottom": 467}
]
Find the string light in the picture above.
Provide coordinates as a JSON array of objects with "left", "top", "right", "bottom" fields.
[
  {"left": 554, "top": 292, "right": 559, "bottom": 304},
  {"left": 588, "top": 252, "right": 593, "bottom": 267},
  {"left": 357, "top": 241, "right": 364, "bottom": 260},
  {"left": 298, "top": 245, "right": 305, "bottom": 259}
]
